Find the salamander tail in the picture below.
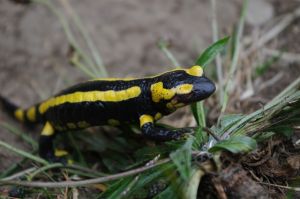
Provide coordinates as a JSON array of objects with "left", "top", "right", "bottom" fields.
[{"left": 0, "top": 95, "right": 41, "bottom": 125}]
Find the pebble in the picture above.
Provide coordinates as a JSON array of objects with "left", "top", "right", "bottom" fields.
[{"left": 246, "top": 0, "right": 274, "bottom": 26}]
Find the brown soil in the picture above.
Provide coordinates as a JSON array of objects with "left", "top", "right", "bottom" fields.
[{"left": 0, "top": 0, "right": 238, "bottom": 169}]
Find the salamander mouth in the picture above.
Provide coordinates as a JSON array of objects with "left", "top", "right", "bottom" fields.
[{"left": 172, "top": 93, "right": 196, "bottom": 104}]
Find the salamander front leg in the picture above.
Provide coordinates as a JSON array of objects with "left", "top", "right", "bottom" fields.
[
  {"left": 39, "top": 122, "right": 67, "bottom": 163},
  {"left": 139, "top": 115, "right": 190, "bottom": 141}
]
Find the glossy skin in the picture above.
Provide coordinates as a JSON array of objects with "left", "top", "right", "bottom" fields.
[{"left": 0, "top": 65, "right": 215, "bottom": 161}]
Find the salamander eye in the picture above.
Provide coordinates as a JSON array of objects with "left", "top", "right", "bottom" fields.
[{"left": 186, "top": 65, "right": 203, "bottom": 77}]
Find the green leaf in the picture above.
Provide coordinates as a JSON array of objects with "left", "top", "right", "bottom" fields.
[
  {"left": 191, "top": 102, "right": 206, "bottom": 127},
  {"left": 271, "top": 125, "right": 294, "bottom": 138},
  {"left": 154, "top": 172, "right": 183, "bottom": 199},
  {"left": 193, "top": 127, "right": 207, "bottom": 149},
  {"left": 100, "top": 177, "right": 135, "bottom": 199},
  {"left": 195, "top": 36, "right": 230, "bottom": 68},
  {"left": 134, "top": 141, "right": 183, "bottom": 162},
  {"left": 127, "top": 163, "right": 175, "bottom": 197},
  {"left": 209, "top": 136, "right": 257, "bottom": 153},
  {"left": 135, "top": 164, "right": 174, "bottom": 189},
  {"left": 182, "top": 168, "right": 205, "bottom": 199},
  {"left": 154, "top": 185, "right": 180, "bottom": 199},
  {"left": 170, "top": 138, "right": 193, "bottom": 181},
  {"left": 219, "top": 114, "right": 244, "bottom": 129},
  {"left": 253, "top": 132, "right": 275, "bottom": 142}
]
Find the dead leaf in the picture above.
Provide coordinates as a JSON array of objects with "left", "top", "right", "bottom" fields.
[{"left": 287, "top": 155, "right": 300, "bottom": 169}]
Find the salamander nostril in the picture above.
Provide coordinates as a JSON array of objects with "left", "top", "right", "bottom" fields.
[
  {"left": 194, "top": 77, "right": 216, "bottom": 98},
  {"left": 203, "top": 81, "right": 216, "bottom": 96}
]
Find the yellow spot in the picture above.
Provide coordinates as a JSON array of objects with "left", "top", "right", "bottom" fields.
[
  {"left": 55, "top": 126, "right": 64, "bottom": 131},
  {"left": 67, "top": 123, "right": 77, "bottom": 129},
  {"left": 167, "top": 99, "right": 186, "bottom": 110},
  {"left": 174, "top": 103, "right": 185, "bottom": 108},
  {"left": 77, "top": 121, "right": 90, "bottom": 128},
  {"left": 166, "top": 102, "right": 175, "bottom": 110},
  {"left": 68, "top": 159, "right": 74, "bottom": 165},
  {"left": 171, "top": 99, "right": 177, "bottom": 104},
  {"left": 41, "top": 122, "right": 55, "bottom": 136},
  {"left": 26, "top": 107, "right": 36, "bottom": 122},
  {"left": 186, "top": 65, "right": 203, "bottom": 76},
  {"left": 39, "top": 86, "right": 142, "bottom": 114},
  {"left": 54, "top": 149, "right": 69, "bottom": 157},
  {"left": 150, "top": 82, "right": 175, "bottom": 103},
  {"left": 108, "top": 119, "right": 120, "bottom": 126},
  {"left": 175, "top": 84, "right": 193, "bottom": 94},
  {"left": 14, "top": 109, "right": 24, "bottom": 122},
  {"left": 139, "top": 115, "right": 154, "bottom": 127},
  {"left": 151, "top": 82, "right": 193, "bottom": 103},
  {"left": 154, "top": 112, "right": 162, "bottom": 120}
]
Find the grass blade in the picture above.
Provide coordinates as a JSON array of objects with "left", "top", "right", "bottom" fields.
[
  {"left": 218, "top": 0, "right": 248, "bottom": 124},
  {"left": 60, "top": 0, "right": 107, "bottom": 77},
  {"left": 195, "top": 36, "right": 230, "bottom": 68},
  {"left": 0, "top": 122, "right": 38, "bottom": 150},
  {"left": 0, "top": 140, "right": 48, "bottom": 165},
  {"left": 33, "top": 0, "right": 100, "bottom": 78},
  {"left": 158, "top": 40, "right": 180, "bottom": 68},
  {"left": 209, "top": 135, "right": 257, "bottom": 153},
  {"left": 170, "top": 138, "right": 193, "bottom": 181}
]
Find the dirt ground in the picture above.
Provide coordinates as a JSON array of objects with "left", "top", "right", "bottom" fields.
[
  {"left": 0, "top": 0, "right": 299, "bottom": 198},
  {"left": 0, "top": 0, "right": 239, "bottom": 169}
]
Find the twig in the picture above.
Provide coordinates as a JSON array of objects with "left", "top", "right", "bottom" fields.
[
  {"left": 28, "top": 163, "right": 65, "bottom": 181},
  {"left": 68, "top": 164, "right": 107, "bottom": 177},
  {"left": 243, "top": 141, "right": 272, "bottom": 167},
  {"left": 202, "top": 127, "right": 221, "bottom": 141},
  {"left": 262, "top": 48, "right": 300, "bottom": 63},
  {"left": 0, "top": 158, "right": 170, "bottom": 188},
  {"left": 257, "top": 72, "right": 283, "bottom": 92},
  {"left": 258, "top": 181, "right": 300, "bottom": 191},
  {"left": 1, "top": 167, "right": 37, "bottom": 181}
]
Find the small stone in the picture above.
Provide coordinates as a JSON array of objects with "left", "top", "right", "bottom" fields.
[{"left": 246, "top": 0, "right": 274, "bottom": 26}]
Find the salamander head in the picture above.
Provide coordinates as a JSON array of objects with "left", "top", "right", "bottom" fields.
[{"left": 151, "top": 65, "right": 215, "bottom": 113}]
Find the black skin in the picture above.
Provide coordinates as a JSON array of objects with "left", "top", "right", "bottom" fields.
[{"left": 0, "top": 68, "right": 215, "bottom": 162}]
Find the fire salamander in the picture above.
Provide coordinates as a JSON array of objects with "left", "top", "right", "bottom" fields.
[{"left": 0, "top": 65, "right": 215, "bottom": 162}]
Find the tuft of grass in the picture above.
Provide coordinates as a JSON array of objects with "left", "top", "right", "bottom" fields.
[{"left": 218, "top": 0, "right": 248, "bottom": 125}]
